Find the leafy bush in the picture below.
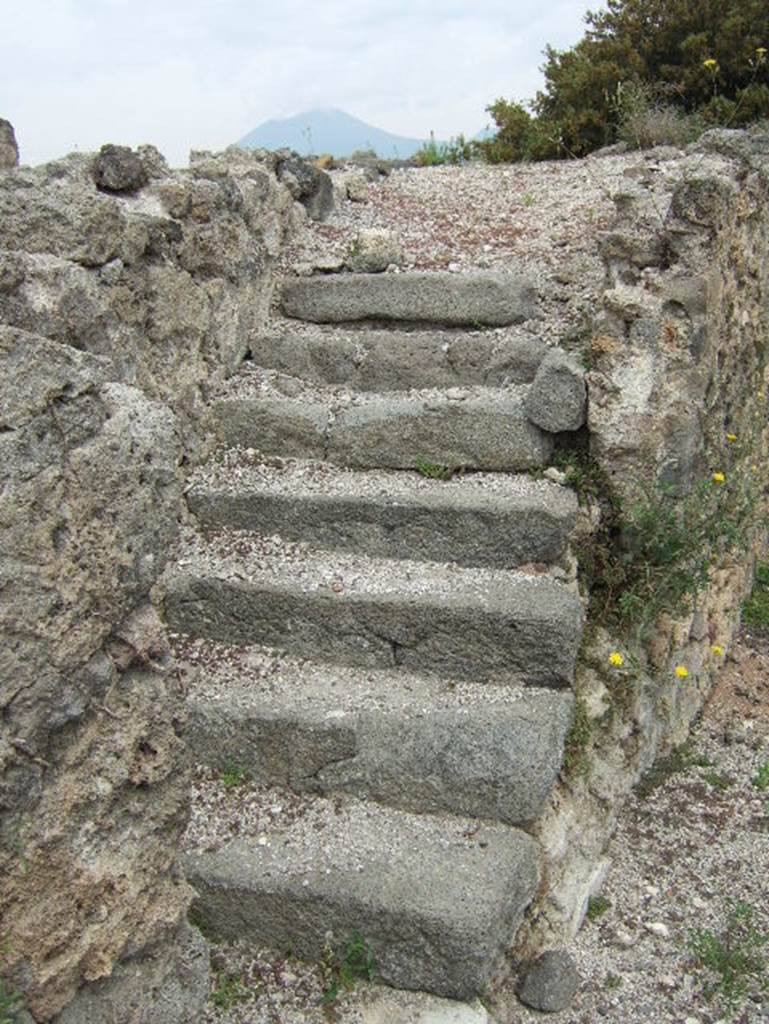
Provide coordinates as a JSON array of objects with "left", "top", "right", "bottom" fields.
[
  {"left": 484, "top": 0, "right": 769, "bottom": 160},
  {"left": 614, "top": 81, "right": 705, "bottom": 149}
]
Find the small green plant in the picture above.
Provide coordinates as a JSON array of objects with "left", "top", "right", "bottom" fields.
[
  {"left": 742, "top": 563, "right": 769, "bottom": 635},
  {"left": 414, "top": 458, "right": 454, "bottom": 481},
  {"left": 587, "top": 894, "right": 612, "bottom": 921},
  {"left": 0, "top": 979, "right": 22, "bottom": 1024},
  {"left": 321, "top": 932, "right": 376, "bottom": 1006},
  {"left": 637, "top": 741, "right": 709, "bottom": 796},
  {"left": 521, "top": 192, "right": 535, "bottom": 207},
  {"left": 562, "top": 696, "right": 592, "bottom": 778},
  {"left": 688, "top": 900, "right": 769, "bottom": 1016},
  {"left": 752, "top": 760, "right": 769, "bottom": 791},
  {"left": 414, "top": 132, "right": 473, "bottom": 166},
  {"left": 219, "top": 762, "right": 247, "bottom": 789},
  {"left": 703, "top": 770, "right": 735, "bottom": 791},
  {"left": 211, "top": 970, "right": 250, "bottom": 1010},
  {"left": 605, "top": 972, "right": 623, "bottom": 990}
]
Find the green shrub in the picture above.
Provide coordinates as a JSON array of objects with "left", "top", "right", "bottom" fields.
[{"left": 483, "top": 0, "right": 769, "bottom": 160}]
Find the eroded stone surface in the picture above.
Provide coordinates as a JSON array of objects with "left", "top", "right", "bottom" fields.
[
  {"left": 0, "top": 326, "right": 205, "bottom": 1020},
  {"left": 282, "top": 271, "right": 538, "bottom": 326}
]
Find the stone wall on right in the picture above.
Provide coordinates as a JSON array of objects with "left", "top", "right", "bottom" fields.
[
  {"left": 522, "top": 128, "right": 769, "bottom": 957},
  {"left": 589, "top": 128, "right": 769, "bottom": 498}
]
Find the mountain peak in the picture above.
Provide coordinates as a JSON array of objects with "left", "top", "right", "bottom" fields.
[{"left": 237, "top": 108, "right": 431, "bottom": 159}]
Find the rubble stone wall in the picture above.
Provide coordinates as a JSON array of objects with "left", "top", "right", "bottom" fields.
[
  {"left": 0, "top": 140, "right": 302, "bottom": 1022},
  {"left": 527, "top": 129, "right": 769, "bottom": 953}
]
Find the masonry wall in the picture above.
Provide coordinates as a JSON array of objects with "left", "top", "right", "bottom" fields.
[
  {"left": 525, "top": 128, "right": 769, "bottom": 954},
  {"left": 0, "top": 143, "right": 301, "bottom": 1022}
]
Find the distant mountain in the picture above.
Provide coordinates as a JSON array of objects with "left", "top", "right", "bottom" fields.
[{"left": 236, "top": 108, "right": 434, "bottom": 159}]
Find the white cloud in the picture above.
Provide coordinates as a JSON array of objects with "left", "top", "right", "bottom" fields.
[{"left": 0, "top": 0, "right": 593, "bottom": 166}]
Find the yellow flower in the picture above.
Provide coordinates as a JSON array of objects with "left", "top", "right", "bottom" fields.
[
  {"left": 608, "top": 651, "right": 625, "bottom": 667},
  {"left": 757, "top": 47, "right": 767, "bottom": 59},
  {"left": 712, "top": 645, "right": 725, "bottom": 657},
  {"left": 726, "top": 433, "right": 738, "bottom": 442},
  {"left": 703, "top": 58, "right": 719, "bottom": 70},
  {"left": 675, "top": 665, "right": 689, "bottom": 679},
  {"left": 712, "top": 472, "right": 726, "bottom": 484}
]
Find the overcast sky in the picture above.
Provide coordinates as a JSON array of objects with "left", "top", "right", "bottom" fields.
[{"left": 1, "top": 0, "right": 595, "bottom": 168}]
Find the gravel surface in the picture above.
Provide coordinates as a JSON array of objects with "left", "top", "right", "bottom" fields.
[
  {"left": 173, "top": 632, "right": 538, "bottom": 715},
  {"left": 274, "top": 152, "right": 680, "bottom": 349},
  {"left": 187, "top": 447, "right": 571, "bottom": 504},
  {"left": 170, "top": 524, "right": 567, "bottom": 601}
]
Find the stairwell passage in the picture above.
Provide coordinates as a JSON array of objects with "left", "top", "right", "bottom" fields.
[{"left": 164, "top": 271, "right": 587, "bottom": 1000}]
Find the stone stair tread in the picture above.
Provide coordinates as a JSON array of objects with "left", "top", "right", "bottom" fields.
[
  {"left": 176, "top": 634, "right": 573, "bottom": 825},
  {"left": 246, "top": 327, "right": 547, "bottom": 390},
  {"left": 163, "top": 528, "right": 582, "bottom": 686},
  {"left": 187, "top": 450, "right": 571, "bottom": 506},
  {"left": 211, "top": 369, "right": 553, "bottom": 471},
  {"left": 186, "top": 453, "right": 577, "bottom": 568},
  {"left": 183, "top": 781, "right": 541, "bottom": 999},
  {"left": 281, "top": 270, "right": 538, "bottom": 327}
]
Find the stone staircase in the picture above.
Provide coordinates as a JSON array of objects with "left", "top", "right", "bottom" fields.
[{"left": 162, "top": 271, "right": 586, "bottom": 1002}]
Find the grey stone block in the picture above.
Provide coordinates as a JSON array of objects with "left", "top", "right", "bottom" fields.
[
  {"left": 246, "top": 331, "right": 547, "bottom": 391},
  {"left": 187, "top": 471, "right": 576, "bottom": 568},
  {"left": 183, "top": 797, "right": 541, "bottom": 999},
  {"left": 524, "top": 348, "right": 586, "bottom": 434},
  {"left": 281, "top": 272, "right": 537, "bottom": 326},
  {"left": 187, "top": 666, "right": 573, "bottom": 824},
  {"left": 517, "top": 949, "right": 581, "bottom": 1012},
  {"left": 213, "top": 396, "right": 329, "bottom": 456},
  {"left": 163, "top": 547, "right": 582, "bottom": 687},
  {"left": 328, "top": 389, "right": 553, "bottom": 471}
]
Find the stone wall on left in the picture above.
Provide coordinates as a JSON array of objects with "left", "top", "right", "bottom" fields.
[{"left": 0, "top": 137, "right": 304, "bottom": 1022}]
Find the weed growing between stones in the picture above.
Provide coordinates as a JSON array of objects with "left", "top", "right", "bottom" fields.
[
  {"left": 742, "top": 563, "right": 769, "bottom": 635},
  {"left": 557, "top": 433, "right": 760, "bottom": 648},
  {"left": 211, "top": 969, "right": 251, "bottom": 1010},
  {"left": 219, "top": 762, "right": 248, "bottom": 790},
  {"left": 414, "top": 458, "right": 455, "bottom": 481},
  {"left": 586, "top": 895, "right": 612, "bottom": 922},
  {"left": 320, "top": 932, "right": 376, "bottom": 1007},
  {"left": 687, "top": 900, "right": 769, "bottom": 1017},
  {"left": 562, "top": 696, "right": 592, "bottom": 779},
  {"left": 0, "top": 979, "right": 21, "bottom": 1024},
  {"left": 752, "top": 760, "right": 769, "bottom": 791}
]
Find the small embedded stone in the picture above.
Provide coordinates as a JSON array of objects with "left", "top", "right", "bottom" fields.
[
  {"left": 517, "top": 949, "right": 580, "bottom": 1013},
  {"left": 524, "top": 347, "right": 586, "bottom": 433}
]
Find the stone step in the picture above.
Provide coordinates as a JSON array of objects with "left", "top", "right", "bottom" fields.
[
  {"left": 186, "top": 455, "right": 578, "bottom": 568},
  {"left": 183, "top": 785, "right": 541, "bottom": 999},
  {"left": 163, "top": 530, "right": 582, "bottom": 687},
  {"left": 281, "top": 271, "right": 537, "bottom": 327},
  {"left": 212, "top": 375, "right": 553, "bottom": 471},
  {"left": 177, "top": 635, "right": 574, "bottom": 826},
  {"left": 246, "top": 328, "right": 547, "bottom": 390}
]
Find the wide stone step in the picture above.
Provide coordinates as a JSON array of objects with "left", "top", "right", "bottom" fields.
[
  {"left": 186, "top": 455, "right": 578, "bottom": 568},
  {"left": 247, "top": 328, "right": 547, "bottom": 390},
  {"left": 281, "top": 271, "right": 537, "bottom": 327},
  {"left": 163, "top": 531, "right": 582, "bottom": 687},
  {"left": 213, "top": 377, "right": 553, "bottom": 471},
  {"left": 177, "top": 635, "right": 574, "bottom": 825},
  {"left": 183, "top": 785, "right": 541, "bottom": 999}
]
